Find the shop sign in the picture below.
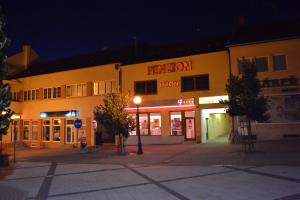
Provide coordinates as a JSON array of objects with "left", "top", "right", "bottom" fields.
[
  {"left": 148, "top": 61, "right": 192, "bottom": 75},
  {"left": 199, "top": 95, "right": 228, "bottom": 104},
  {"left": 74, "top": 119, "right": 82, "bottom": 129},
  {"left": 159, "top": 80, "right": 179, "bottom": 88},
  {"left": 177, "top": 98, "right": 194, "bottom": 105},
  {"left": 261, "top": 76, "right": 298, "bottom": 88}
]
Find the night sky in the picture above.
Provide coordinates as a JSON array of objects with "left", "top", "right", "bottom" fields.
[{"left": 2, "top": 0, "right": 300, "bottom": 60}]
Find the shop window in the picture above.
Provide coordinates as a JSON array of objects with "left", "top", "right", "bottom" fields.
[
  {"left": 150, "top": 113, "right": 161, "bottom": 135},
  {"left": 139, "top": 114, "right": 149, "bottom": 135},
  {"left": 32, "top": 121, "right": 38, "bottom": 140},
  {"left": 13, "top": 92, "right": 18, "bottom": 101},
  {"left": 42, "top": 120, "right": 50, "bottom": 141},
  {"left": 23, "top": 121, "right": 30, "bottom": 140},
  {"left": 273, "top": 55, "right": 287, "bottom": 71},
  {"left": 181, "top": 75, "right": 209, "bottom": 92},
  {"left": 255, "top": 57, "right": 268, "bottom": 72},
  {"left": 128, "top": 114, "right": 137, "bottom": 135},
  {"left": 134, "top": 80, "right": 157, "bottom": 95},
  {"left": 170, "top": 112, "right": 183, "bottom": 135},
  {"left": 53, "top": 119, "right": 61, "bottom": 141}
]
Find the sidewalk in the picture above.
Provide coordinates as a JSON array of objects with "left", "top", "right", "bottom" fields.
[{"left": 0, "top": 140, "right": 299, "bottom": 199}]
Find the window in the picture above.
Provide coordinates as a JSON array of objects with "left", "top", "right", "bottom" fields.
[
  {"left": 36, "top": 89, "right": 40, "bottom": 100},
  {"left": 24, "top": 91, "right": 28, "bottom": 101},
  {"left": 53, "top": 87, "right": 61, "bottom": 98},
  {"left": 53, "top": 119, "right": 61, "bottom": 141},
  {"left": 42, "top": 120, "right": 50, "bottom": 141},
  {"left": 66, "top": 84, "right": 86, "bottom": 97},
  {"left": 44, "top": 88, "right": 52, "bottom": 99},
  {"left": 28, "top": 90, "right": 31, "bottom": 101},
  {"left": 170, "top": 112, "right": 182, "bottom": 135},
  {"left": 106, "top": 81, "right": 112, "bottom": 94},
  {"left": 150, "top": 113, "right": 161, "bottom": 135},
  {"left": 181, "top": 75, "right": 209, "bottom": 92},
  {"left": 32, "top": 121, "right": 38, "bottom": 140},
  {"left": 134, "top": 80, "right": 157, "bottom": 95},
  {"left": 93, "top": 81, "right": 116, "bottom": 95},
  {"left": 32, "top": 90, "right": 36, "bottom": 100},
  {"left": 129, "top": 113, "right": 161, "bottom": 135},
  {"left": 139, "top": 114, "right": 149, "bottom": 135},
  {"left": 273, "top": 55, "right": 287, "bottom": 71},
  {"left": 12, "top": 92, "right": 18, "bottom": 101},
  {"left": 255, "top": 57, "right": 268, "bottom": 72},
  {"left": 23, "top": 121, "right": 30, "bottom": 140},
  {"left": 237, "top": 58, "right": 251, "bottom": 74}
]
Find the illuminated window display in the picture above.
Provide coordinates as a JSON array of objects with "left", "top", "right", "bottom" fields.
[
  {"left": 170, "top": 112, "right": 183, "bottom": 135},
  {"left": 32, "top": 121, "right": 38, "bottom": 140},
  {"left": 150, "top": 113, "right": 161, "bottom": 135},
  {"left": 43, "top": 120, "right": 50, "bottom": 141},
  {"left": 53, "top": 119, "right": 61, "bottom": 141}
]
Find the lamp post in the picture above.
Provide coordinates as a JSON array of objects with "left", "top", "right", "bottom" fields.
[{"left": 133, "top": 96, "right": 143, "bottom": 155}]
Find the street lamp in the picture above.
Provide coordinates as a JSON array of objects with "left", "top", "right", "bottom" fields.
[{"left": 133, "top": 96, "right": 143, "bottom": 155}]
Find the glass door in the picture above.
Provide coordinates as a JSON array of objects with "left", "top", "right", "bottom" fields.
[
  {"left": 66, "top": 120, "right": 75, "bottom": 144},
  {"left": 185, "top": 118, "right": 195, "bottom": 140}
]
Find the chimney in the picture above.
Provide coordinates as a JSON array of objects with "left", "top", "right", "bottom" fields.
[{"left": 22, "top": 45, "right": 31, "bottom": 68}]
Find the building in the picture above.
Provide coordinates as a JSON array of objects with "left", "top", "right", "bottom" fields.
[
  {"left": 122, "top": 50, "right": 230, "bottom": 144},
  {"left": 3, "top": 20, "right": 300, "bottom": 147},
  {"left": 4, "top": 47, "right": 121, "bottom": 148}
]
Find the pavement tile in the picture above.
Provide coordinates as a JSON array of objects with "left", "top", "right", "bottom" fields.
[
  {"left": 162, "top": 170, "right": 300, "bottom": 200},
  {"left": 49, "top": 168, "right": 149, "bottom": 196},
  {"left": 48, "top": 184, "right": 180, "bottom": 200},
  {"left": 250, "top": 166, "right": 300, "bottom": 180},
  {"left": 55, "top": 163, "right": 124, "bottom": 175},
  {"left": 134, "top": 165, "right": 232, "bottom": 182},
  {"left": 0, "top": 177, "right": 44, "bottom": 198},
  {"left": 4, "top": 165, "right": 50, "bottom": 180}
]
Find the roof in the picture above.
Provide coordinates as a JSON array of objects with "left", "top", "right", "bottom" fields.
[{"left": 8, "top": 36, "right": 228, "bottom": 79}]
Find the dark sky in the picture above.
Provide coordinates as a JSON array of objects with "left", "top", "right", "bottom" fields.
[{"left": 2, "top": 0, "right": 300, "bottom": 60}]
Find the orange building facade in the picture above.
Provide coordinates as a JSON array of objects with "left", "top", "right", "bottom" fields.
[{"left": 2, "top": 35, "right": 300, "bottom": 148}]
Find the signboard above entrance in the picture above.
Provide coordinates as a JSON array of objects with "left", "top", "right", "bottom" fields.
[{"left": 148, "top": 61, "right": 192, "bottom": 75}]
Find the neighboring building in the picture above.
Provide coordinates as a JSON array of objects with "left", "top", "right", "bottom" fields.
[
  {"left": 228, "top": 19, "right": 300, "bottom": 140},
  {"left": 228, "top": 37, "right": 300, "bottom": 140},
  {"left": 4, "top": 49, "right": 121, "bottom": 148},
  {"left": 122, "top": 51, "right": 230, "bottom": 144}
]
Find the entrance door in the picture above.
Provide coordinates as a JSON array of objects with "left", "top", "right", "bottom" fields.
[
  {"left": 66, "top": 120, "right": 75, "bottom": 144},
  {"left": 185, "top": 118, "right": 195, "bottom": 140}
]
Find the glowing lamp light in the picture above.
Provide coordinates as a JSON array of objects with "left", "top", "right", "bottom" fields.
[
  {"left": 133, "top": 96, "right": 142, "bottom": 105},
  {"left": 40, "top": 112, "right": 48, "bottom": 118}
]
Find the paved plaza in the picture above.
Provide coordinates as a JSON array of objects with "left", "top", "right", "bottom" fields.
[{"left": 0, "top": 140, "right": 300, "bottom": 200}]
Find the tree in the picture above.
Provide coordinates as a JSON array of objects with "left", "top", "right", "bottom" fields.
[
  {"left": 0, "top": 5, "right": 13, "bottom": 164},
  {"left": 94, "top": 93, "right": 135, "bottom": 154},
  {"left": 220, "top": 59, "right": 269, "bottom": 151}
]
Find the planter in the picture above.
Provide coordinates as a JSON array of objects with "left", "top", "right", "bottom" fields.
[{"left": 0, "top": 154, "right": 9, "bottom": 166}]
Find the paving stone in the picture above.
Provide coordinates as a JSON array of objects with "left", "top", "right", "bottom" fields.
[
  {"left": 55, "top": 163, "right": 124, "bottom": 175},
  {"left": 49, "top": 168, "right": 149, "bottom": 196},
  {"left": 48, "top": 184, "right": 180, "bottom": 200},
  {"left": 162, "top": 170, "right": 300, "bottom": 200}
]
